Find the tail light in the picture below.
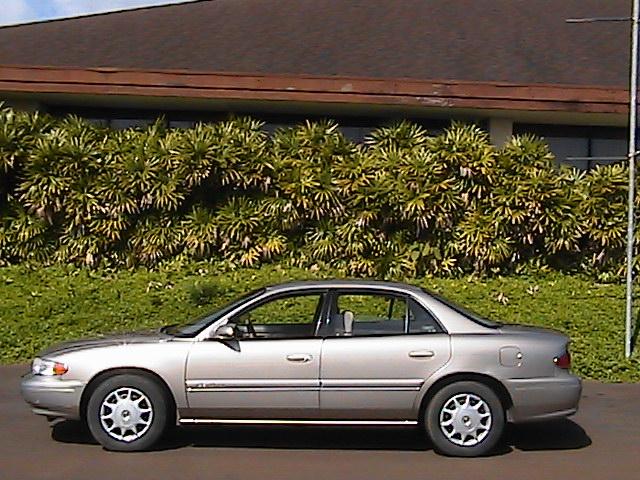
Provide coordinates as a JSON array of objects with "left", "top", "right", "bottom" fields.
[{"left": 554, "top": 348, "right": 571, "bottom": 369}]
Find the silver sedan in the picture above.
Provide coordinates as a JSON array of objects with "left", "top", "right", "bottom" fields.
[{"left": 21, "top": 280, "right": 581, "bottom": 456}]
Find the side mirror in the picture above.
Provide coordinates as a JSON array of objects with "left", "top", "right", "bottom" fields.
[{"left": 210, "top": 324, "right": 235, "bottom": 340}]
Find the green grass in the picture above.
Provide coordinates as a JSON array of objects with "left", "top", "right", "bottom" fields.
[{"left": 0, "top": 262, "right": 638, "bottom": 382}]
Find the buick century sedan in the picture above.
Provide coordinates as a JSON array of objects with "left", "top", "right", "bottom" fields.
[{"left": 21, "top": 280, "right": 581, "bottom": 456}]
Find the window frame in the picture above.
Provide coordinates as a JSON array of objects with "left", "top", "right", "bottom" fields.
[{"left": 322, "top": 288, "right": 445, "bottom": 338}]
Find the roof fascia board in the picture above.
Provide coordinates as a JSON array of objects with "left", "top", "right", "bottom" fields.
[{"left": 0, "top": 64, "right": 629, "bottom": 115}]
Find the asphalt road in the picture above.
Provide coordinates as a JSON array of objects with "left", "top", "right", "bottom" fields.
[{"left": 2, "top": 364, "right": 639, "bottom": 480}]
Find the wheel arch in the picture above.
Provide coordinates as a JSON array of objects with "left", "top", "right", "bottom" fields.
[
  {"left": 79, "top": 367, "right": 178, "bottom": 423},
  {"left": 417, "top": 372, "right": 513, "bottom": 423}
]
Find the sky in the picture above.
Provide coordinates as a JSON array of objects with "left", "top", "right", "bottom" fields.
[{"left": 0, "top": 0, "right": 196, "bottom": 26}]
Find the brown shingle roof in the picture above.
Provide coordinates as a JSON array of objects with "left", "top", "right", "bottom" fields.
[{"left": 0, "top": 0, "right": 631, "bottom": 87}]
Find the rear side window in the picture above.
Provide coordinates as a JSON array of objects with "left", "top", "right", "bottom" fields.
[
  {"left": 337, "top": 293, "right": 406, "bottom": 336},
  {"left": 408, "top": 298, "right": 442, "bottom": 334},
  {"left": 325, "top": 292, "right": 443, "bottom": 337}
]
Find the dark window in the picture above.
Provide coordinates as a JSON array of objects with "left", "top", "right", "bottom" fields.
[
  {"left": 591, "top": 137, "right": 627, "bottom": 162},
  {"left": 545, "top": 136, "right": 589, "bottom": 167},
  {"left": 514, "top": 124, "right": 627, "bottom": 169},
  {"left": 340, "top": 126, "right": 372, "bottom": 142},
  {"left": 84, "top": 118, "right": 109, "bottom": 127},
  {"left": 408, "top": 298, "right": 441, "bottom": 334},
  {"left": 168, "top": 120, "right": 196, "bottom": 129},
  {"left": 110, "top": 118, "right": 156, "bottom": 130}
]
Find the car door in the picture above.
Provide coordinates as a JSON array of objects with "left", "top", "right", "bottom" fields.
[
  {"left": 319, "top": 289, "right": 451, "bottom": 419},
  {"left": 185, "top": 291, "right": 326, "bottom": 419}
]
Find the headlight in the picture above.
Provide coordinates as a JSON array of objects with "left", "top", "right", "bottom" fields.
[{"left": 31, "top": 357, "right": 68, "bottom": 376}]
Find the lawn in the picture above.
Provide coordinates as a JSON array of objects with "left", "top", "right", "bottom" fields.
[{"left": 0, "top": 262, "right": 638, "bottom": 382}]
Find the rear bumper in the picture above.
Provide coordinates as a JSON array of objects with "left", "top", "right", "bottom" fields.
[
  {"left": 505, "top": 375, "right": 582, "bottom": 423},
  {"left": 21, "top": 373, "right": 84, "bottom": 420}
]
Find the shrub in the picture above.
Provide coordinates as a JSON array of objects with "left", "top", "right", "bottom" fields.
[
  {"left": 0, "top": 262, "right": 637, "bottom": 381},
  {"left": 0, "top": 105, "right": 633, "bottom": 279},
  {"left": 186, "top": 281, "right": 225, "bottom": 306}
]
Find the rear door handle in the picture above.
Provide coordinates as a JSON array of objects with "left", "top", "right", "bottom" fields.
[
  {"left": 286, "top": 354, "right": 312, "bottom": 363},
  {"left": 408, "top": 350, "right": 435, "bottom": 358}
]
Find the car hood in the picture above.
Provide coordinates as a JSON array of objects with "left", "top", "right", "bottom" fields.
[{"left": 38, "top": 330, "right": 170, "bottom": 357}]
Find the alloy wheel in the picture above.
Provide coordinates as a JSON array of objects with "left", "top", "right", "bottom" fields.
[
  {"left": 99, "top": 387, "right": 154, "bottom": 442},
  {"left": 438, "top": 392, "right": 492, "bottom": 447}
]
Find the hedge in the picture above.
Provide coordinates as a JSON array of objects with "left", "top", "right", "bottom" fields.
[
  {"left": 1, "top": 263, "right": 638, "bottom": 381},
  {"left": 0, "top": 106, "right": 632, "bottom": 279}
]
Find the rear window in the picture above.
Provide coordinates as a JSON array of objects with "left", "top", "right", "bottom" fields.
[{"left": 422, "top": 289, "right": 502, "bottom": 328}]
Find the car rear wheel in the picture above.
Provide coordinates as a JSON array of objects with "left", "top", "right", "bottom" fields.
[
  {"left": 424, "top": 381, "right": 505, "bottom": 457},
  {"left": 86, "top": 374, "right": 170, "bottom": 451}
]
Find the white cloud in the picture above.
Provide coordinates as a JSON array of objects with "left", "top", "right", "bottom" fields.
[
  {"left": 47, "top": 1, "right": 181, "bottom": 17},
  {"left": 1, "top": 0, "right": 37, "bottom": 26},
  {"left": 1, "top": 0, "right": 194, "bottom": 26},
  {"left": 47, "top": 1, "right": 83, "bottom": 17}
]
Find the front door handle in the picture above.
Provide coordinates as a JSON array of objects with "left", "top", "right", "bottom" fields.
[
  {"left": 409, "top": 350, "right": 435, "bottom": 358},
  {"left": 286, "top": 354, "right": 312, "bottom": 363}
]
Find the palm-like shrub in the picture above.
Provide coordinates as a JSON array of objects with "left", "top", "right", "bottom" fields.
[
  {"left": 214, "top": 197, "right": 287, "bottom": 266},
  {"left": 0, "top": 201, "right": 54, "bottom": 262},
  {"left": 497, "top": 135, "right": 583, "bottom": 255},
  {"left": 0, "top": 107, "right": 55, "bottom": 201},
  {"left": 211, "top": 117, "right": 273, "bottom": 193},
  {"left": 0, "top": 106, "right": 633, "bottom": 279},
  {"left": 450, "top": 134, "right": 584, "bottom": 272},
  {"left": 126, "top": 213, "right": 184, "bottom": 266},
  {"left": 427, "top": 123, "right": 498, "bottom": 209},
  {"left": 268, "top": 121, "right": 352, "bottom": 227},
  {"left": 577, "top": 163, "right": 629, "bottom": 274}
]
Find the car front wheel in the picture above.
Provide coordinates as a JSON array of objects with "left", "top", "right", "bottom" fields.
[
  {"left": 424, "top": 381, "right": 505, "bottom": 457},
  {"left": 86, "top": 374, "right": 170, "bottom": 451}
]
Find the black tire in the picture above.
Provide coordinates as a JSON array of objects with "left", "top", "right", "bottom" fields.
[
  {"left": 424, "top": 381, "right": 505, "bottom": 457},
  {"left": 86, "top": 374, "right": 171, "bottom": 452}
]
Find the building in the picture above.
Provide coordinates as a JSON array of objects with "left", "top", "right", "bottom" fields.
[{"left": 0, "top": 0, "right": 634, "bottom": 168}]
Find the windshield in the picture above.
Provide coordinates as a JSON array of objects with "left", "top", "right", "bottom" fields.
[
  {"left": 423, "top": 289, "right": 502, "bottom": 328},
  {"left": 163, "top": 288, "right": 265, "bottom": 337}
]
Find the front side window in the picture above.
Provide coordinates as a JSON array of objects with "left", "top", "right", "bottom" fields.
[
  {"left": 228, "top": 293, "right": 324, "bottom": 339},
  {"left": 163, "top": 288, "right": 265, "bottom": 337}
]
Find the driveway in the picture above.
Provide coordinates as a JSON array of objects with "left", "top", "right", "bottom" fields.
[{"left": 2, "top": 364, "right": 638, "bottom": 480}]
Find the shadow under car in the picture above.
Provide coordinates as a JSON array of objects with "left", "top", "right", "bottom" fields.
[{"left": 51, "top": 418, "right": 591, "bottom": 455}]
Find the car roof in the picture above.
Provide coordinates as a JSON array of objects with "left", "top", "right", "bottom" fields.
[{"left": 264, "top": 279, "right": 424, "bottom": 294}]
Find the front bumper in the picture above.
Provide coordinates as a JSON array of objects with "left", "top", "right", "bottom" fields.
[
  {"left": 505, "top": 375, "right": 582, "bottom": 423},
  {"left": 21, "top": 373, "right": 85, "bottom": 420}
]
